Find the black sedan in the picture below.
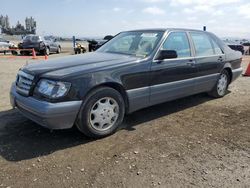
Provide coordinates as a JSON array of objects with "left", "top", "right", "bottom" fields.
[
  {"left": 19, "top": 35, "right": 61, "bottom": 55},
  {"left": 10, "top": 29, "right": 242, "bottom": 138}
]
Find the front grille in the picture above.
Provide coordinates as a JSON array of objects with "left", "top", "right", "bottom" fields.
[{"left": 16, "top": 70, "right": 34, "bottom": 96}]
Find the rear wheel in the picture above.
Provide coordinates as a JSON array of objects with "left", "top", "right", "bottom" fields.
[
  {"left": 20, "top": 51, "right": 29, "bottom": 56},
  {"left": 76, "top": 87, "right": 125, "bottom": 138},
  {"left": 209, "top": 70, "right": 230, "bottom": 98}
]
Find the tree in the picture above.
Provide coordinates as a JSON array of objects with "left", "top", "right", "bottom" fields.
[{"left": 0, "top": 15, "right": 37, "bottom": 35}]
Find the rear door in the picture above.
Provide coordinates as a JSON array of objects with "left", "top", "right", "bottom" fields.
[
  {"left": 44, "top": 38, "right": 56, "bottom": 52},
  {"left": 189, "top": 32, "right": 225, "bottom": 93},
  {"left": 50, "top": 39, "right": 58, "bottom": 52},
  {"left": 150, "top": 31, "right": 197, "bottom": 106}
]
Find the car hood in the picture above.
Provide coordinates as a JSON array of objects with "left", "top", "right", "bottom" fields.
[{"left": 22, "top": 52, "right": 140, "bottom": 78}]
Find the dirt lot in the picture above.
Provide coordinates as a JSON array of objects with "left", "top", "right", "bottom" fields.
[{"left": 0, "top": 53, "right": 249, "bottom": 188}]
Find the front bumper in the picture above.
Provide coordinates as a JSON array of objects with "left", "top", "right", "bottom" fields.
[{"left": 10, "top": 84, "right": 82, "bottom": 129}]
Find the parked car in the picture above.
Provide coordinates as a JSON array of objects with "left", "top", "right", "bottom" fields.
[
  {"left": 19, "top": 35, "right": 61, "bottom": 55},
  {"left": 10, "top": 29, "right": 242, "bottom": 138},
  {"left": 0, "top": 37, "right": 18, "bottom": 55},
  {"left": 241, "top": 42, "right": 250, "bottom": 55},
  {"left": 88, "top": 35, "right": 113, "bottom": 51},
  {"left": 224, "top": 41, "right": 244, "bottom": 54}
]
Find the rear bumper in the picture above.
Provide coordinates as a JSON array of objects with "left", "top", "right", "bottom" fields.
[
  {"left": 20, "top": 47, "right": 43, "bottom": 52},
  {"left": 19, "top": 45, "right": 45, "bottom": 52},
  {"left": 231, "top": 67, "right": 243, "bottom": 82},
  {"left": 10, "top": 83, "right": 82, "bottom": 129}
]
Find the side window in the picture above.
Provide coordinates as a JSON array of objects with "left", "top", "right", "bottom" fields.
[
  {"left": 190, "top": 32, "right": 214, "bottom": 56},
  {"left": 211, "top": 39, "right": 223, "bottom": 54},
  {"left": 162, "top": 32, "right": 191, "bottom": 58}
]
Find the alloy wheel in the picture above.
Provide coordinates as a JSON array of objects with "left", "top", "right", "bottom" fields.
[
  {"left": 89, "top": 97, "right": 119, "bottom": 131},
  {"left": 217, "top": 73, "right": 228, "bottom": 96}
]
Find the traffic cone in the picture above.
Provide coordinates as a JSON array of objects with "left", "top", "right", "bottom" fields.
[
  {"left": 32, "top": 48, "right": 37, "bottom": 59},
  {"left": 44, "top": 55, "right": 48, "bottom": 60},
  {"left": 243, "top": 62, "right": 250, "bottom": 76}
]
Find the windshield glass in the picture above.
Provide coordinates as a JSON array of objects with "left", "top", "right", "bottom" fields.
[{"left": 97, "top": 31, "right": 164, "bottom": 57}]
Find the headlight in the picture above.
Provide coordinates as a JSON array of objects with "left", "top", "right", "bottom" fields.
[{"left": 36, "top": 79, "right": 71, "bottom": 98}]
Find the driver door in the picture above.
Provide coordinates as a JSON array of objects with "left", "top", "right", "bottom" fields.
[{"left": 150, "top": 31, "right": 197, "bottom": 105}]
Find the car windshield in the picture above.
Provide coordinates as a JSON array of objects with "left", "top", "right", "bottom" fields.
[
  {"left": 23, "top": 35, "right": 40, "bottom": 42},
  {"left": 97, "top": 31, "right": 164, "bottom": 57}
]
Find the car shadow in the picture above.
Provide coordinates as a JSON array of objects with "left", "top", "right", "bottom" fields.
[
  {"left": 121, "top": 93, "right": 217, "bottom": 131},
  {"left": 0, "top": 93, "right": 216, "bottom": 162}
]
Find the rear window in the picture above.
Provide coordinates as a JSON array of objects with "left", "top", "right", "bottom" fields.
[{"left": 23, "top": 36, "right": 40, "bottom": 42}]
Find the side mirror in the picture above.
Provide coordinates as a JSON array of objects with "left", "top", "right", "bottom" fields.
[{"left": 156, "top": 50, "right": 177, "bottom": 60}]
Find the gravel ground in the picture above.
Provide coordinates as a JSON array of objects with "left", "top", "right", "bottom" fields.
[{"left": 0, "top": 53, "right": 249, "bottom": 188}]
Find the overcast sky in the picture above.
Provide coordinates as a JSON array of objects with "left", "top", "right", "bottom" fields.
[{"left": 1, "top": 0, "right": 250, "bottom": 38}]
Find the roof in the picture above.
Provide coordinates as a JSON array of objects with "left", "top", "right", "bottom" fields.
[{"left": 126, "top": 28, "right": 205, "bottom": 33}]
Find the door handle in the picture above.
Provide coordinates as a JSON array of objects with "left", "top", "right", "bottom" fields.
[
  {"left": 218, "top": 56, "right": 223, "bottom": 62},
  {"left": 186, "top": 60, "right": 195, "bottom": 66}
]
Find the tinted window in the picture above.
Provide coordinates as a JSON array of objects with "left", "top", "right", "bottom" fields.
[
  {"left": 190, "top": 32, "right": 214, "bottom": 56},
  {"left": 23, "top": 35, "right": 40, "bottom": 42},
  {"left": 162, "top": 32, "right": 191, "bottom": 58}
]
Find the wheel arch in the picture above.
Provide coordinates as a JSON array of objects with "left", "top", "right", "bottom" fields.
[
  {"left": 82, "top": 82, "right": 130, "bottom": 114},
  {"left": 222, "top": 63, "right": 233, "bottom": 83}
]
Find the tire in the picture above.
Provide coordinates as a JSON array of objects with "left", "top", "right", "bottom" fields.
[
  {"left": 209, "top": 70, "right": 230, "bottom": 98},
  {"left": 20, "top": 51, "right": 29, "bottom": 56},
  {"left": 76, "top": 87, "right": 125, "bottom": 138},
  {"left": 11, "top": 51, "right": 18, "bottom": 55},
  {"left": 44, "top": 47, "right": 50, "bottom": 56},
  {"left": 74, "top": 48, "right": 80, "bottom": 54},
  {"left": 57, "top": 46, "right": 61, "bottom": 54},
  {"left": 20, "top": 51, "right": 25, "bottom": 56}
]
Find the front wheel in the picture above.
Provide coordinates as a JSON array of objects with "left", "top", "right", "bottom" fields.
[
  {"left": 11, "top": 50, "right": 18, "bottom": 55},
  {"left": 209, "top": 70, "right": 230, "bottom": 98},
  {"left": 43, "top": 47, "right": 50, "bottom": 56},
  {"left": 76, "top": 87, "right": 125, "bottom": 138},
  {"left": 57, "top": 46, "right": 61, "bottom": 54}
]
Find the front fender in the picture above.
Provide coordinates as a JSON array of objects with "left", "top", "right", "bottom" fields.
[{"left": 71, "top": 72, "right": 124, "bottom": 100}]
